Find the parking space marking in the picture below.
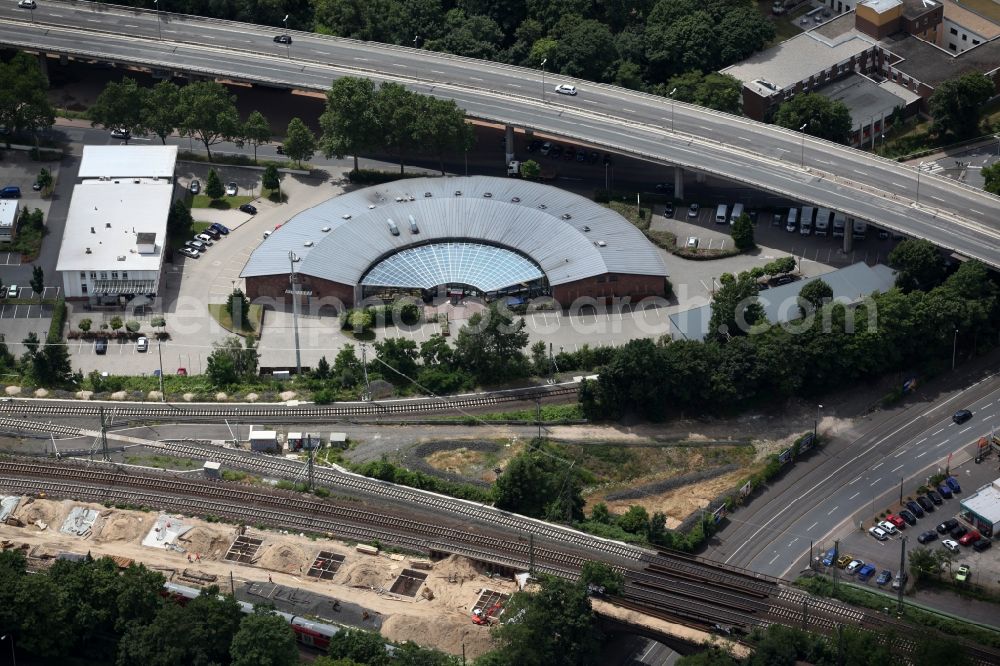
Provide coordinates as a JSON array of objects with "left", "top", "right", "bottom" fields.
[
  {"left": 984, "top": 414, "right": 994, "bottom": 421},
  {"left": 894, "top": 449, "right": 906, "bottom": 457},
  {"left": 768, "top": 552, "right": 780, "bottom": 565},
  {"left": 869, "top": 477, "right": 881, "bottom": 487}
]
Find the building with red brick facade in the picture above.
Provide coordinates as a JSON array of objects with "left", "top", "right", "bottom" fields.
[{"left": 240, "top": 176, "right": 669, "bottom": 310}]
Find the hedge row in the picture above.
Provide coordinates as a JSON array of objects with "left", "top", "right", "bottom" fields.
[{"left": 47, "top": 297, "right": 66, "bottom": 343}]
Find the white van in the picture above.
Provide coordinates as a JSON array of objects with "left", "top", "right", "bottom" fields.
[
  {"left": 800, "top": 206, "right": 815, "bottom": 235},
  {"left": 715, "top": 204, "right": 728, "bottom": 224},
  {"left": 815, "top": 208, "right": 832, "bottom": 236},
  {"left": 729, "top": 203, "right": 744, "bottom": 225},
  {"left": 785, "top": 207, "right": 799, "bottom": 233},
  {"left": 832, "top": 213, "right": 846, "bottom": 238}
]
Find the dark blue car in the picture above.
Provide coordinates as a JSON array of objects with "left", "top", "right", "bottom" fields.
[
  {"left": 858, "top": 564, "right": 877, "bottom": 582},
  {"left": 937, "top": 483, "right": 953, "bottom": 499},
  {"left": 210, "top": 222, "right": 230, "bottom": 235},
  {"left": 946, "top": 476, "right": 961, "bottom": 493},
  {"left": 876, "top": 570, "right": 892, "bottom": 586},
  {"left": 821, "top": 548, "right": 837, "bottom": 567}
]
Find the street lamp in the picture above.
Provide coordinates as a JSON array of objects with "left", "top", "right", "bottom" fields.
[
  {"left": 814, "top": 404, "right": 823, "bottom": 442},
  {"left": 799, "top": 123, "right": 808, "bottom": 167},
  {"left": 1, "top": 634, "right": 15, "bottom": 666},
  {"left": 540, "top": 58, "right": 547, "bottom": 103},
  {"left": 283, "top": 14, "right": 290, "bottom": 58},
  {"left": 952, "top": 328, "right": 958, "bottom": 370},
  {"left": 916, "top": 161, "right": 924, "bottom": 203},
  {"left": 669, "top": 87, "right": 677, "bottom": 133},
  {"left": 153, "top": 0, "right": 162, "bottom": 40}
]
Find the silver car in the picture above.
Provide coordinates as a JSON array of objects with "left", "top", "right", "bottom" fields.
[{"left": 190, "top": 179, "right": 201, "bottom": 195}]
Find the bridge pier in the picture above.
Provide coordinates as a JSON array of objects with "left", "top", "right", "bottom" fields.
[
  {"left": 674, "top": 166, "right": 684, "bottom": 200},
  {"left": 36, "top": 52, "right": 48, "bottom": 78},
  {"left": 505, "top": 125, "right": 515, "bottom": 165},
  {"left": 843, "top": 227, "right": 853, "bottom": 253}
]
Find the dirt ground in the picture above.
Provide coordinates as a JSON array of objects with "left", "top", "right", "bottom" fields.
[{"left": 0, "top": 497, "right": 516, "bottom": 659}]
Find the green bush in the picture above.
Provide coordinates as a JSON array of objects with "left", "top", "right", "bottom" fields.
[
  {"left": 47, "top": 297, "right": 67, "bottom": 343},
  {"left": 353, "top": 459, "right": 492, "bottom": 503}
]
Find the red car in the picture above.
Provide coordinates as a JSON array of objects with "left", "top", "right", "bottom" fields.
[
  {"left": 958, "top": 530, "right": 981, "bottom": 546},
  {"left": 885, "top": 514, "right": 905, "bottom": 529},
  {"left": 177, "top": 368, "right": 188, "bottom": 376}
]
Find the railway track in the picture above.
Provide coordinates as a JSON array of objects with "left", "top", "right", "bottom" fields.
[{"left": 0, "top": 383, "right": 580, "bottom": 422}]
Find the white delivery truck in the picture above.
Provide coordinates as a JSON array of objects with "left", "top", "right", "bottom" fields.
[
  {"left": 852, "top": 218, "right": 868, "bottom": 240},
  {"left": 729, "top": 203, "right": 744, "bottom": 225},
  {"left": 814, "top": 208, "right": 832, "bottom": 236},
  {"left": 832, "top": 213, "right": 846, "bottom": 238},
  {"left": 715, "top": 204, "right": 728, "bottom": 224},
  {"left": 800, "top": 206, "right": 815, "bottom": 235}
]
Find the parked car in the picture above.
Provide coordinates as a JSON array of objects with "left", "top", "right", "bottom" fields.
[
  {"left": 945, "top": 476, "right": 961, "bottom": 493},
  {"left": 926, "top": 490, "right": 943, "bottom": 505},
  {"left": 905, "top": 500, "right": 924, "bottom": 518},
  {"left": 891, "top": 571, "right": 908, "bottom": 590},
  {"left": 835, "top": 554, "right": 852, "bottom": 569},
  {"left": 225, "top": 182, "right": 238, "bottom": 196},
  {"left": 686, "top": 236, "right": 699, "bottom": 249},
  {"left": 178, "top": 247, "right": 199, "bottom": 259},
  {"left": 972, "top": 538, "right": 992, "bottom": 552},
  {"left": 899, "top": 509, "right": 917, "bottom": 525},
  {"left": 942, "top": 539, "right": 960, "bottom": 553},
  {"left": 821, "top": 548, "right": 837, "bottom": 567},
  {"left": 916, "top": 496, "right": 935, "bottom": 513},
  {"left": 540, "top": 142, "right": 552, "bottom": 156},
  {"left": 136, "top": 336, "right": 148, "bottom": 353},
  {"left": 195, "top": 234, "right": 214, "bottom": 246},
  {"left": 885, "top": 514, "right": 905, "bottom": 529},
  {"left": 202, "top": 227, "right": 221, "bottom": 240},
  {"left": 917, "top": 530, "right": 937, "bottom": 544},
  {"left": 0, "top": 186, "right": 22, "bottom": 199},
  {"left": 186, "top": 240, "right": 206, "bottom": 251},
  {"left": 527, "top": 139, "right": 542, "bottom": 152},
  {"left": 0, "top": 286, "right": 7, "bottom": 299},
  {"left": 877, "top": 520, "right": 898, "bottom": 535},
  {"left": 875, "top": 570, "right": 892, "bottom": 586},
  {"left": 937, "top": 518, "right": 959, "bottom": 534},
  {"left": 262, "top": 230, "right": 272, "bottom": 239},
  {"left": 857, "top": 564, "right": 876, "bottom": 582},
  {"left": 5, "top": 285, "right": 17, "bottom": 299},
  {"left": 210, "top": 223, "right": 230, "bottom": 235},
  {"left": 95, "top": 338, "right": 108, "bottom": 355},
  {"left": 846, "top": 559, "right": 864, "bottom": 574},
  {"left": 950, "top": 524, "right": 968, "bottom": 539},
  {"left": 687, "top": 203, "right": 700, "bottom": 218},
  {"left": 663, "top": 202, "right": 675, "bottom": 217},
  {"left": 958, "top": 530, "right": 981, "bottom": 546},
  {"left": 111, "top": 128, "right": 130, "bottom": 139},
  {"left": 554, "top": 83, "right": 578, "bottom": 96},
  {"left": 955, "top": 564, "right": 970, "bottom": 582},
  {"left": 189, "top": 179, "right": 201, "bottom": 194},
  {"left": 952, "top": 409, "right": 972, "bottom": 424},
  {"left": 31, "top": 181, "right": 41, "bottom": 191},
  {"left": 937, "top": 484, "right": 953, "bottom": 499},
  {"left": 868, "top": 526, "right": 888, "bottom": 541}
]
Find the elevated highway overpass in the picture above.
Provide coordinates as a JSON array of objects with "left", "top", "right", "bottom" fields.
[{"left": 1, "top": 1, "right": 998, "bottom": 267}]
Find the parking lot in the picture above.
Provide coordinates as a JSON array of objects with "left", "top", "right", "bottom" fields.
[{"left": 0, "top": 252, "right": 21, "bottom": 266}]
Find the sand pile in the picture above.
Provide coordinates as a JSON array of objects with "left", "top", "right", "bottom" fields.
[
  {"left": 95, "top": 514, "right": 147, "bottom": 543},
  {"left": 258, "top": 542, "right": 309, "bottom": 573},
  {"left": 381, "top": 614, "right": 495, "bottom": 660},
  {"left": 177, "top": 526, "right": 233, "bottom": 559},
  {"left": 338, "top": 559, "right": 390, "bottom": 588},
  {"left": 16, "top": 499, "right": 61, "bottom": 527}
]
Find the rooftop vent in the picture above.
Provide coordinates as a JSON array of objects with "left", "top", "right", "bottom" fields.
[
  {"left": 483, "top": 192, "right": 492, "bottom": 198},
  {"left": 395, "top": 196, "right": 404, "bottom": 202},
  {"left": 133, "top": 179, "right": 140, "bottom": 184},
  {"left": 342, "top": 214, "right": 352, "bottom": 220},
  {"left": 368, "top": 204, "right": 376, "bottom": 209},
  {"left": 454, "top": 190, "right": 462, "bottom": 196},
  {"left": 561, "top": 213, "right": 572, "bottom": 220},
  {"left": 511, "top": 197, "right": 521, "bottom": 203},
  {"left": 407, "top": 194, "right": 415, "bottom": 201},
  {"left": 321, "top": 226, "right": 331, "bottom": 232},
  {"left": 408, "top": 215, "right": 418, "bottom": 234},
  {"left": 387, "top": 219, "right": 400, "bottom": 236},
  {"left": 304, "top": 241, "right": 314, "bottom": 247},
  {"left": 424, "top": 192, "right": 432, "bottom": 198},
  {"left": 596, "top": 240, "right": 607, "bottom": 247},
  {"left": 85, "top": 247, "right": 92, "bottom": 254},
  {"left": 117, "top": 255, "right": 126, "bottom": 261},
  {"left": 582, "top": 226, "right": 591, "bottom": 232},
  {"left": 91, "top": 227, "right": 96, "bottom": 234},
  {"left": 106, "top": 222, "right": 112, "bottom": 228},
  {"left": 538, "top": 204, "right": 547, "bottom": 210},
  {"left": 292, "top": 255, "right": 301, "bottom": 263}
]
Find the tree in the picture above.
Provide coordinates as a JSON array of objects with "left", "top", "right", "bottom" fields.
[
  {"left": 676, "top": 647, "right": 739, "bottom": 666},
  {"left": 125, "top": 320, "right": 141, "bottom": 333},
  {"left": 490, "top": 577, "right": 600, "bottom": 666},
  {"left": 730, "top": 212, "right": 754, "bottom": 251},
  {"left": 982, "top": 161, "right": 1000, "bottom": 195},
  {"left": 798, "top": 278, "right": 833, "bottom": 317},
  {"left": 151, "top": 315, "right": 166, "bottom": 332},
  {"left": 0, "top": 52, "right": 55, "bottom": 138},
  {"left": 553, "top": 19, "right": 616, "bottom": 82},
  {"left": 889, "top": 238, "right": 945, "bottom": 292},
  {"left": 21, "top": 331, "right": 40, "bottom": 358},
  {"left": 929, "top": 72, "right": 994, "bottom": 139},
  {"left": 30, "top": 265, "right": 44, "bottom": 299},
  {"left": 579, "top": 561, "right": 624, "bottom": 595},
  {"left": 110, "top": 316, "right": 124, "bottom": 333},
  {"left": 493, "top": 440, "right": 584, "bottom": 522},
  {"left": 206, "top": 336, "right": 259, "bottom": 386},
  {"left": 36, "top": 167, "right": 53, "bottom": 191},
  {"left": 324, "top": 628, "right": 391, "bottom": 666},
  {"left": 774, "top": 93, "right": 852, "bottom": 144},
  {"left": 204, "top": 168, "right": 224, "bottom": 200},
  {"left": 79, "top": 318, "right": 92, "bottom": 333},
  {"left": 453, "top": 302, "right": 530, "bottom": 383},
  {"left": 616, "top": 505, "right": 650, "bottom": 535},
  {"left": 177, "top": 81, "right": 240, "bottom": 160},
  {"left": 262, "top": 164, "right": 281, "bottom": 192},
  {"left": 229, "top": 611, "right": 299, "bottom": 666},
  {"left": 413, "top": 96, "right": 474, "bottom": 175},
  {"left": 661, "top": 71, "right": 742, "bottom": 114},
  {"left": 242, "top": 110, "right": 272, "bottom": 163},
  {"left": 313, "top": 356, "right": 331, "bottom": 380},
  {"left": 225, "top": 288, "right": 251, "bottom": 330},
  {"left": 373, "top": 337, "right": 419, "bottom": 385},
  {"left": 143, "top": 81, "right": 181, "bottom": 145},
  {"left": 89, "top": 77, "right": 148, "bottom": 142},
  {"left": 283, "top": 117, "right": 317, "bottom": 168},
  {"left": 167, "top": 200, "right": 193, "bottom": 241},
  {"left": 519, "top": 159, "right": 541, "bottom": 179},
  {"left": 708, "top": 271, "right": 764, "bottom": 342},
  {"left": 373, "top": 82, "right": 420, "bottom": 173},
  {"left": 319, "top": 76, "right": 379, "bottom": 172}
]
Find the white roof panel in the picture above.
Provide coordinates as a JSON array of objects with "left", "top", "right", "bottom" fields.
[
  {"left": 78, "top": 145, "right": 178, "bottom": 179},
  {"left": 241, "top": 176, "right": 668, "bottom": 288}
]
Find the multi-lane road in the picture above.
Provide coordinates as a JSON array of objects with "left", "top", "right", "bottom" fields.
[
  {"left": 708, "top": 367, "right": 1000, "bottom": 578},
  {"left": 1, "top": 1, "right": 999, "bottom": 267}
]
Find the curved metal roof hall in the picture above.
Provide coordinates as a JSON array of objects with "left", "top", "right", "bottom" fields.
[{"left": 240, "top": 176, "right": 669, "bottom": 290}]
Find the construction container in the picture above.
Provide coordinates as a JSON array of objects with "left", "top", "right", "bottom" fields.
[
  {"left": 249, "top": 428, "right": 278, "bottom": 453},
  {"left": 203, "top": 461, "right": 221, "bottom": 479},
  {"left": 355, "top": 544, "right": 379, "bottom": 556}
]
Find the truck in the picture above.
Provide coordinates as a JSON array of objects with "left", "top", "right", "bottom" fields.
[
  {"left": 851, "top": 218, "right": 867, "bottom": 240},
  {"left": 815, "top": 208, "right": 832, "bottom": 237},
  {"left": 832, "top": 213, "right": 846, "bottom": 238}
]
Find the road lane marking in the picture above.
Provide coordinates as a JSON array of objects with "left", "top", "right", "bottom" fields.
[
  {"left": 849, "top": 476, "right": 861, "bottom": 484},
  {"left": 895, "top": 450, "right": 907, "bottom": 457},
  {"left": 849, "top": 492, "right": 860, "bottom": 500},
  {"left": 984, "top": 414, "right": 994, "bottom": 420},
  {"left": 930, "top": 196, "right": 945, "bottom": 202},
  {"left": 892, "top": 464, "right": 904, "bottom": 472},
  {"left": 768, "top": 553, "right": 780, "bottom": 565},
  {"left": 915, "top": 437, "right": 927, "bottom": 445},
  {"left": 870, "top": 477, "right": 882, "bottom": 487},
  {"left": 872, "top": 462, "right": 883, "bottom": 470},
  {"left": 917, "top": 451, "right": 927, "bottom": 457},
  {"left": 932, "top": 429, "right": 944, "bottom": 435},
  {"left": 827, "top": 506, "right": 839, "bottom": 515},
  {"left": 788, "top": 538, "right": 799, "bottom": 546},
  {"left": 959, "top": 426, "right": 972, "bottom": 433},
  {"left": 807, "top": 522, "right": 818, "bottom": 531},
  {"left": 313, "top": 51, "right": 330, "bottom": 55},
  {"left": 970, "top": 209, "right": 984, "bottom": 214}
]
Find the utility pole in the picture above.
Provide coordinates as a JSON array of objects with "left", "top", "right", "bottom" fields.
[
  {"left": 536, "top": 397, "right": 542, "bottom": 440},
  {"left": 360, "top": 344, "right": 371, "bottom": 401},
  {"left": 307, "top": 445, "right": 315, "bottom": 491},
  {"left": 99, "top": 406, "right": 109, "bottom": 462},
  {"left": 156, "top": 342, "right": 165, "bottom": 401},
  {"left": 832, "top": 539, "right": 840, "bottom": 592},
  {"left": 802, "top": 595, "right": 808, "bottom": 629},
  {"left": 289, "top": 251, "right": 302, "bottom": 376},
  {"left": 897, "top": 536, "right": 907, "bottom": 615},
  {"left": 548, "top": 343, "right": 556, "bottom": 384}
]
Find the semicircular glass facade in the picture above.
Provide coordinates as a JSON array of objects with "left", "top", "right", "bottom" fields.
[{"left": 360, "top": 242, "right": 545, "bottom": 292}]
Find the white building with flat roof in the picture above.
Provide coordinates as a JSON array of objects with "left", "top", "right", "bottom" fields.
[
  {"left": 0, "top": 200, "right": 17, "bottom": 243},
  {"left": 56, "top": 146, "right": 176, "bottom": 301}
]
